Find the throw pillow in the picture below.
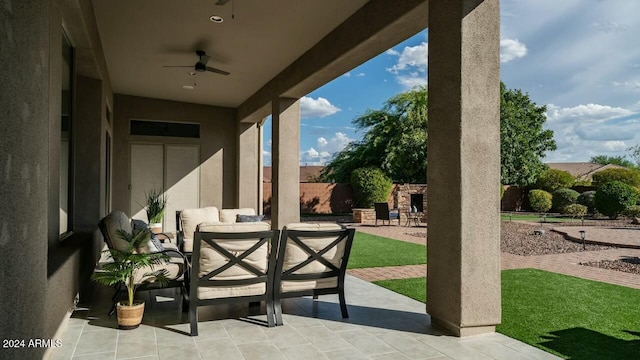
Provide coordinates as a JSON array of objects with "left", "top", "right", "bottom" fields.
[{"left": 236, "top": 214, "right": 265, "bottom": 223}]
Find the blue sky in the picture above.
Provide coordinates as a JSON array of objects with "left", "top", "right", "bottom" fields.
[{"left": 264, "top": 0, "right": 640, "bottom": 165}]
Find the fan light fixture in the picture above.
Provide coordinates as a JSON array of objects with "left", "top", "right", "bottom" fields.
[{"left": 209, "top": 15, "right": 224, "bottom": 23}]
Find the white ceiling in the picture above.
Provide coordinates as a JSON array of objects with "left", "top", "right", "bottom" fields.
[{"left": 91, "top": 0, "right": 370, "bottom": 108}]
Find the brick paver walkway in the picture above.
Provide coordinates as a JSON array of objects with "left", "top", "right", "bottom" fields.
[{"left": 347, "top": 223, "right": 640, "bottom": 289}]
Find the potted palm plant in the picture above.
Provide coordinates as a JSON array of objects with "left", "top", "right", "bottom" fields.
[
  {"left": 145, "top": 188, "right": 167, "bottom": 234},
  {"left": 91, "top": 228, "right": 170, "bottom": 329}
]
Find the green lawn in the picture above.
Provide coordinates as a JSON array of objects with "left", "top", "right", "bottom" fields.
[
  {"left": 347, "top": 232, "right": 426, "bottom": 269},
  {"left": 374, "top": 269, "right": 640, "bottom": 360}
]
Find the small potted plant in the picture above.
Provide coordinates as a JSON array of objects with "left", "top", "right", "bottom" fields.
[
  {"left": 91, "top": 228, "right": 170, "bottom": 329},
  {"left": 145, "top": 188, "right": 167, "bottom": 234}
]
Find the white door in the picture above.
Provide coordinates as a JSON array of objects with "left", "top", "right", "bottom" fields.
[
  {"left": 130, "top": 144, "right": 164, "bottom": 222},
  {"left": 164, "top": 145, "right": 200, "bottom": 233},
  {"left": 130, "top": 143, "right": 200, "bottom": 233}
]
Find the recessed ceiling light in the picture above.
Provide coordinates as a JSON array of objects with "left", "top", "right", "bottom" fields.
[
  {"left": 188, "top": 71, "right": 196, "bottom": 76},
  {"left": 209, "top": 15, "right": 224, "bottom": 23},
  {"left": 183, "top": 85, "right": 194, "bottom": 90}
]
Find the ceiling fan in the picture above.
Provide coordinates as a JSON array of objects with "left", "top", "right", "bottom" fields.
[{"left": 163, "top": 50, "right": 230, "bottom": 76}]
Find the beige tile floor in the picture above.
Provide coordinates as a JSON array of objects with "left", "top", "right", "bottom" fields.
[{"left": 51, "top": 276, "right": 560, "bottom": 360}]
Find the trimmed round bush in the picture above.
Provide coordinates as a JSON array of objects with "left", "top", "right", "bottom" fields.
[
  {"left": 592, "top": 168, "right": 640, "bottom": 188},
  {"left": 350, "top": 167, "right": 393, "bottom": 208},
  {"left": 500, "top": 184, "right": 505, "bottom": 199},
  {"left": 536, "top": 169, "right": 575, "bottom": 192},
  {"left": 529, "top": 189, "right": 552, "bottom": 213},
  {"left": 623, "top": 205, "right": 640, "bottom": 218},
  {"left": 577, "top": 190, "right": 596, "bottom": 214},
  {"left": 552, "top": 188, "right": 579, "bottom": 212},
  {"left": 594, "top": 181, "right": 639, "bottom": 219},
  {"left": 561, "top": 204, "right": 587, "bottom": 217}
]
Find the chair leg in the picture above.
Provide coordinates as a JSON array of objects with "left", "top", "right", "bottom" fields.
[
  {"left": 189, "top": 302, "right": 198, "bottom": 336},
  {"left": 339, "top": 290, "right": 349, "bottom": 319},
  {"left": 266, "top": 298, "right": 275, "bottom": 328},
  {"left": 274, "top": 297, "right": 283, "bottom": 326},
  {"left": 181, "top": 287, "right": 189, "bottom": 313}
]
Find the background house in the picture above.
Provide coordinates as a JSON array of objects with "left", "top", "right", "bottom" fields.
[{"left": 546, "top": 162, "right": 627, "bottom": 182}]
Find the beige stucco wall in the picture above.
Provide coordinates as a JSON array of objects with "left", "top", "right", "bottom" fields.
[{"left": 111, "top": 95, "right": 238, "bottom": 216}]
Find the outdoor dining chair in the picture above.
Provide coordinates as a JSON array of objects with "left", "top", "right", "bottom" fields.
[
  {"left": 374, "top": 202, "right": 400, "bottom": 226},
  {"left": 272, "top": 223, "right": 355, "bottom": 326},
  {"left": 189, "top": 222, "right": 279, "bottom": 335}
]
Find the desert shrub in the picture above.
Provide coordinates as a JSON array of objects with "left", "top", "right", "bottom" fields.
[
  {"left": 552, "top": 188, "right": 579, "bottom": 211},
  {"left": 529, "top": 189, "right": 552, "bottom": 213},
  {"left": 594, "top": 181, "right": 639, "bottom": 219},
  {"left": 623, "top": 205, "right": 640, "bottom": 218},
  {"left": 561, "top": 204, "right": 587, "bottom": 217},
  {"left": 577, "top": 190, "right": 596, "bottom": 214},
  {"left": 350, "top": 167, "right": 393, "bottom": 208},
  {"left": 536, "top": 169, "right": 575, "bottom": 192},
  {"left": 592, "top": 168, "right": 640, "bottom": 188}
]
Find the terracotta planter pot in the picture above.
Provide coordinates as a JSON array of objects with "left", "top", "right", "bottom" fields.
[
  {"left": 116, "top": 301, "right": 145, "bottom": 329},
  {"left": 149, "top": 223, "right": 163, "bottom": 234}
]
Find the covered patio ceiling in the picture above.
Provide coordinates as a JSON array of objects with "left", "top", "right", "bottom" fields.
[{"left": 90, "top": 0, "right": 429, "bottom": 121}]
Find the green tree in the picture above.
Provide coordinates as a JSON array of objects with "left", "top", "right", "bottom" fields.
[
  {"left": 322, "top": 83, "right": 555, "bottom": 186},
  {"left": 594, "top": 181, "right": 639, "bottom": 219},
  {"left": 500, "top": 83, "right": 556, "bottom": 186},
  {"left": 591, "top": 168, "right": 640, "bottom": 189},
  {"left": 535, "top": 168, "right": 575, "bottom": 192},
  {"left": 628, "top": 144, "right": 640, "bottom": 167},
  {"left": 350, "top": 167, "right": 393, "bottom": 208},
  {"left": 529, "top": 189, "right": 552, "bottom": 213},
  {"left": 321, "top": 87, "right": 427, "bottom": 183},
  {"left": 590, "top": 155, "right": 635, "bottom": 168}
]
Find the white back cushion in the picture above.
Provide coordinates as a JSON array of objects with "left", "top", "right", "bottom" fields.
[
  {"left": 180, "top": 207, "right": 219, "bottom": 240},
  {"left": 195, "top": 221, "right": 271, "bottom": 299},
  {"left": 281, "top": 223, "right": 346, "bottom": 275},
  {"left": 219, "top": 208, "right": 256, "bottom": 223}
]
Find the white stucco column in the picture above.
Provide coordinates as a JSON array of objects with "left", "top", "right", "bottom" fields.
[
  {"left": 237, "top": 122, "right": 260, "bottom": 210},
  {"left": 427, "top": 0, "right": 501, "bottom": 336},
  {"left": 271, "top": 98, "right": 300, "bottom": 229}
]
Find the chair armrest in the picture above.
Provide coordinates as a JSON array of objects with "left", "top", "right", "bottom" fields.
[{"left": 156, "top": 249, "right": 190, "bottom": 279}]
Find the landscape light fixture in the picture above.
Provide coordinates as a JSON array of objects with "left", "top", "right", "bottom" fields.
[{"left": 579, "top": 230, "right": 586, "bottom": 250}]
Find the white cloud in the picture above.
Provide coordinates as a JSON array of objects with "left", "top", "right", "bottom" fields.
[
  {"left": 544, "top": 102, "right": 640, "bottom": 162},
  {"left": 546, "top": 103, "right": 633, "bottom": 123},
  {"left": 397, "top": 74, "right": 427, "bottom": 89},
  {"left": 356, "top": 72, "right": 366, "bottom": 77},
  {"left": 300, "top": 147, "right": 332, "bottom": 166},
  {"left": 386, "top": 42, "right": 428, "bottom": 74},
  {"left": 500, "top": 38, "right": 527, "bottom": 63},
  {"left": 343, "top": 72, "right": 351, "bottom": 77},
  {"left": 593, "top": 21, "right": 630, "bottom": 33},
  {"left": 262, "top": 150, "right": 271, "bottom": 166},
  {"left": 300, "top": 96, "right": 341, "bottom": 119},
  {"left": 613, "top": 80, "right": 640, "bottom": 90},
  {"left": 386, "top": 42, "right": 428, "bottom": 89},
  {"left": 300, "top": 132, "right": 354, "bottom": 165}
]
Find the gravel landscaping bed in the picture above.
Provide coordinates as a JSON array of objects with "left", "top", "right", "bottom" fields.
[
  {"left": 580, "top": 258, "right": 640, "bottom": 275},
  {"left": 500, "top": 222, "right": 612, "bottom": 256}
]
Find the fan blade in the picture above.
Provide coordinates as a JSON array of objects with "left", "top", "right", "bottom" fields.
[
  {"left": 216, "top": 0, "right": 231, "bottom": 5},
  {"left": 163, "top": 65, "right": 194, "bottom": 68},
  {"left": 206, "top": 66, "right": 230, "bottom": 76},
  {"left": 200, "top": 54, "right": 210, "bottom": 66}
]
